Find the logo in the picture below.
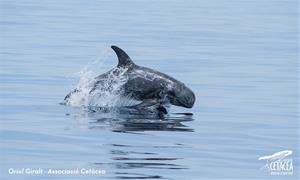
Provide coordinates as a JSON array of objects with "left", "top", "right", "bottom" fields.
[{"left": 258, "top": 150, "right": 293, "bottom": 175}]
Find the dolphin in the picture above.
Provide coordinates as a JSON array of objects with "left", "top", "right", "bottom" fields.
[{"left": 64, "top": 46, "right": 195, "bottom": 113}]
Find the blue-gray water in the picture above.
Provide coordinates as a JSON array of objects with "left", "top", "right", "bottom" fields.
[{"left": 0, "top": 0, "right": 299, "bottom": 179}]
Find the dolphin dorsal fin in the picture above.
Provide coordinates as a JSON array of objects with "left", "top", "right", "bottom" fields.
[{"left": 111, "top": 45, "right": 134, "bottom": 67}]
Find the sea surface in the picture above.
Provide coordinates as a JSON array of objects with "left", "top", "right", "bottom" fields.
[{"left": 0, "top": 0, "right": 299, "bottom": 179}]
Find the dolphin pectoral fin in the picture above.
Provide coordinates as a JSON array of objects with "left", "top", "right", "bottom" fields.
[
  {"left": 156, "top": 106, "right": 168, "bottom": 114},
  {"left": 127, "top": 99, "right": 168, "bottom": 115}
]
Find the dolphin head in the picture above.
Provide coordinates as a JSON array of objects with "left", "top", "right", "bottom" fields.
[{"left": 168, "top": 83, "right": 195, "bottom": 108}]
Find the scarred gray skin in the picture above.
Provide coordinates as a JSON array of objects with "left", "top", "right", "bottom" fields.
[{"left": 64, "top": 46, "right": 195, "bottom": 111}]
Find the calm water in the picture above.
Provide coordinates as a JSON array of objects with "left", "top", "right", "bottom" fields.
[{"left": 0, "top": 0, "right": 299, "bottom": 179}]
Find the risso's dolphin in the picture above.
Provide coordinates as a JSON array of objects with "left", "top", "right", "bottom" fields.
[{"left": 64, "top": 46, "right": 195, "bottom": 113}]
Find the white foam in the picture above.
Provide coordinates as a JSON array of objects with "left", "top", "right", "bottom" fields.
[{"left": 65, "top": 56, "right": 139, "bottom": 108}]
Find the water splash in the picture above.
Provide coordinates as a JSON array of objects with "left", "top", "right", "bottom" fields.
[
  {"left": 64, "top": 55, "right": 139, "bottom": 108},
  {"left": 86, "top": 67, "right": 137, "bottom": 107}
]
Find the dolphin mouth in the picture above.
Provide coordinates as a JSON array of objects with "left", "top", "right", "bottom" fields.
[
  {"left": 181, "top": 100, "right": 194, "bottom": 108},
  {"left": 171, "top": 96, "right": 195, "bottom": 108},
  {"left": 183, "top": 102, "right": 194, "bottom": 108}
]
